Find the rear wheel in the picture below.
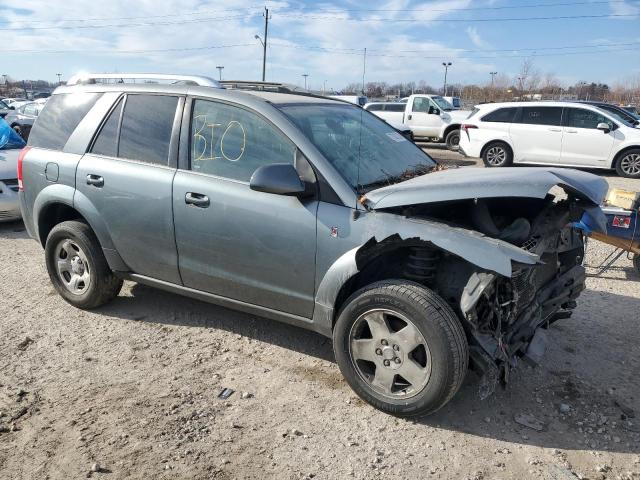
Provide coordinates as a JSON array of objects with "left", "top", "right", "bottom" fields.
[
  {"left": 45, "top": 221, "right": 123, "bottom": 309},
  {"left": 445, "top": 129, "right": 461, "bottom": 151},
  {"left": 615, "top": 149, "right": 640, "bottom": 178},
  {"left": 333, "top": 280, "right": 468, "bottom": 417},
  {"left": 633, "top": 254, "right": 640, "bottom": 276},
  {"left": 482, "top": 142, "right": 513, "bottom": 168}
]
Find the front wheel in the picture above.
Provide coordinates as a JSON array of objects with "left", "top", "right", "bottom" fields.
[
  {"left": 333, "top": 281, "right": 468, "bottom": 417},
  {"left": 615, "top": 149, "right": 640, "bottom": 178},
  {"left": 445, "top": 129, "right": 460, "bottom": 151},
  {"left": 45, "top": 220, "right": 123, "bottom": 309}
]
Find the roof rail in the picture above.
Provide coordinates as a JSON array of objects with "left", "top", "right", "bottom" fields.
[
  {"left": 219, "top": 80, "right": 306, "bottom": 93},
  {"left": 66, "top": 73, "right": 222, "bottom": 88}
]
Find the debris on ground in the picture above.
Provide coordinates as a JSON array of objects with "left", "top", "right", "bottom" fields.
[
  {"left": 514, "top": 413, "right": 547, "bottom": 432},
  {"left": 218, "top": 388, "right": 234, "bottom": 400},
  {"left": 16, "top": 336, "right": 34, "bottom": 350}
]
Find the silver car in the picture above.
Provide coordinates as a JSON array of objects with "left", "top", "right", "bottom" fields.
[
  {"left": 19, "top": 73, "right": 608, "bottom": 416},
  {"left": 0, "top": 146, "right": 21, "bottom": 221}
]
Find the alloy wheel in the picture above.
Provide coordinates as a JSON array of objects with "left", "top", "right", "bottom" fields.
[
  {"left": 348, "top": 309, "right": 432, "bottom": 400},
  {"left": 54, "top": 239, "right": 92, "bottom": 295},
  {"left": 620, "top": 153, "right": 640, "bottom": 176},
  {"left": 486, "top": 146, "right": 507, "bottom": 166}
]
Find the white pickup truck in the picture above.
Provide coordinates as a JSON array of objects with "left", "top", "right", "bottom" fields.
[{"left": 364, "top": 94, "right": 470, "bottom": 150}]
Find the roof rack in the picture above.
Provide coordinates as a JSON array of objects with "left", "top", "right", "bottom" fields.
[
  {"left": 66, "top": 73, "right": 222, "bottom": 88},
  {"left": 219, "top": 80, "right": 306, "bottom": 93}
]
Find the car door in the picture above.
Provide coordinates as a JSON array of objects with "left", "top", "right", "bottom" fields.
[
  {"left": 508, "top": 106, "right": 563, "bottom": 164},
  {"left": 76, "top": 93, "right": 183, "bottom": 284},
  {"left": 405, "top": 97, "right": 441, "bottom": 137},
  {"left": 172, "top": 98, "right": 318, "bottom": 318},
  {"left": 560, "top": 107, "right": 616, "bottom": 166}
]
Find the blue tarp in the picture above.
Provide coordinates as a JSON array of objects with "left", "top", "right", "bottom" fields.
[{"left": 0, "top": 117, "right": 26, "bottom": 149}]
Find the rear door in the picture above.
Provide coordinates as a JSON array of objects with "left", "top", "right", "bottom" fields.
[
  {"left": 172, "top": 98, "right": 318, "bottom": 318},
  {"left": 560, "top": 107, "right": 616, "bottom": 166},
  {"left": 508, "top": 106, "right": 563, "bottom": 164},
  {"left": 76, "top": 93, "right": 183, "bottom": 283}
]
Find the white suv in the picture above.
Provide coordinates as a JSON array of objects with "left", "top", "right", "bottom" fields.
[{"left": 459, "top": 101, "right": 640, "bottom": 178}]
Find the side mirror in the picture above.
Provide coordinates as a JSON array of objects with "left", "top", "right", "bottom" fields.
[
  {"left": 9, "top": 106, "right": 15, "bottom": 110},
  {"left": 596, "top": 122, "right": 611, "bottom": 133},
  {"left": 428, "top": 106, "right": 440, "bottom": 115},
  {"left": 250, "top": 163, "right": 306, "bottom": 196}
]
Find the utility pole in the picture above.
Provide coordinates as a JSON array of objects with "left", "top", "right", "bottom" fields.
[
  {"left": 302, "top": 74, "right": 309, "bottom": 90},
  {"left": 2, "top": 74, "right": 7, "bottom": 95},
  {"left": 216, "top": 66, "right": 224, "bottom": 81},
  {"left": 490, "top": 71, "right": 497, "bottom": 88},
  {"left": 442, "top": 62, "right": 452, "bottom": 96},
  {"left": 56, "top": 73, "right": 62, "bottom": 85},
  {"left": 262, "top": 7, "right": 269, "bottom": 81},
  {"left": 362, "top": 48, "right": 367, "bottom": 95},
  {"left": 323, "top": 80, "right": 327, "bottom": 95}
]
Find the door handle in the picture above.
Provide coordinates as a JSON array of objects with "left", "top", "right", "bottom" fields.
[
  {"left": 407, "top": 114, "right": 412, "bottom": 120},
  {"left": 565, "top": 129, "right": 578, "bottom": 133},
  {"left": 185, "top": 192, "right": 210, "bottom": 208},
  {"left": 86, "top": 174, "right": 104, "bottom": 187},
  {"left": 548, "top": 128, "right": 562, "bottom": 132}
]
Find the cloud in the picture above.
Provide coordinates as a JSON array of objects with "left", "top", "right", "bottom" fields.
[
  {"left": 465, "top": 26, "right": 490, "bottom": 49},
  {"left": 609, "top": 0, "right": 640, "bottom": 17}
]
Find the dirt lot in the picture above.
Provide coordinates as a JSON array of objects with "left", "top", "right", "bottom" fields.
[{"left": 1, "top": 148, "right": 639, "bottom": 480}]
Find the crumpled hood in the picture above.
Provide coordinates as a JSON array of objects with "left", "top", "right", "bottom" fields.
[
  {"left": 0, "top": 148, "right": 20, "bottom": 180},
  {"left": 364, "top": 167, "right": 609, "bottom": 210}
]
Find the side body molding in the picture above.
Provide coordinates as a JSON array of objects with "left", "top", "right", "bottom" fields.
[{"left": 311, "top": 211, "right": 539, "bottom": 337}]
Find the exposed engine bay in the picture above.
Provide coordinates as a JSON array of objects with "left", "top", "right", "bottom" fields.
[{"left": 361, "top": 192, "right": 593, "bottom": 398}]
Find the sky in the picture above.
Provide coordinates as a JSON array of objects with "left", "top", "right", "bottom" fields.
[{"left": 0, "top": 0, "right": 639, "bottom": 91}]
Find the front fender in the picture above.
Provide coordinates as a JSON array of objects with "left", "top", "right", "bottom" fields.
[{"left": 311, "top": 211, "right": 539, "bottom": 336}]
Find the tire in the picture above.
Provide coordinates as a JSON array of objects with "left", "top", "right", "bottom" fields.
[
  {"left": 615, "top": 149, "right": 640, "bottom": 178},
  {"left": 333, "top": 280, "right": 468, "bottom": 417},
  {"left": 482, "top": 141, "right": 513, "bottom": 168},
  {"left": 633, "top": 254, "right": 640, "bottom": 276},
  {"left": 12, "top": 124, "right": 22, "bottom": 138},
  {"left": 45, "top": 220, "right": 123, "bottom": 309},
  {"left": 445, "top": 129, "right": 461, "bottom": 151}
]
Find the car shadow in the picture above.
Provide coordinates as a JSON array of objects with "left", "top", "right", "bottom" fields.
[
  {"left": 0, "top": 219, "right": 28, "bottom": 239},
  {"left": 98, "top": 282, "right": 640, "bottom": 454}
]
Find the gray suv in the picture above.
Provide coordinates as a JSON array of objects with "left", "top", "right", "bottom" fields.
[{"left": 19, "top": 73, "right": 608, "bottom": 417}]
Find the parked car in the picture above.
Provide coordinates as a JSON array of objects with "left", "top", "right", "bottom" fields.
[
  {"left": 364, "top": 103, "right": 413, "bottom": 140},
  {"left": 366, "top": 95, "right": 469, "bottom": 150},
  {"left": 20, "top": 73, "right": 608, "bottom": 417},
  {"left": 2, "top": 98, "right": 28, "bottom": 108},
  {"left": 443, "top": 96, "right": 462, "bottom": 110},
  {"left": 576, "top": 101, "right": 639, "bottom": 127},
  {"left": 459, "top": 101, "right": 640, "bottom": 178},
  {"left": 0, "top": 119, "right": 26, "bottom": 221},
  {"left": 0, "top": 99, "right": 14, "bottom": 119},
  {"left": 4, "top": 101, "right": 43, "bottom": 140},
  {"left": 328, "top": 94, "right": 368, "bottom": 106}
]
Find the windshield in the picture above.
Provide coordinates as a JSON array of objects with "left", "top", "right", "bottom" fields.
[
  {"left": 279, "top": 103, "right": 436, "bottom": 193},
  {"left": 594, "top": 106, "right": 635, "bottom": 128},
  {"left": 431, "top": 96, "right": 453, "bottom": 112},
  {"left": 596, "top": 105, "right": 637, "bottom": 126},
  {"left": 0, "top": 100, "right": 8, "bottom": 109}
]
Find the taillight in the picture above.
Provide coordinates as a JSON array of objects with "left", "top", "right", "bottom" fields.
[
  {"left": 461, "top": 124, "right": 478, "bottom": 131},
  {"left": 17, "top": 146, "right": 31, "bottom": 192}
]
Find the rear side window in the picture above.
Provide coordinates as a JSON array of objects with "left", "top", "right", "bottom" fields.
[
  {"left": 91, "top": 98, "right": 124, "bottom": 157},
  {"left": 28, "top": 93, "right": 101, "bottom": 150},
  {"left": 118, "top": 95, "right": 178, "bottom": 165},
  {"left": 366, "top": 104, "right": 383, "bottom": 111},
  {"left": 517, "top": 106, "right": 562, "bottom": 126},
  {"left": 385, "top": 104, "right": 405, "bottom": 112},
  {"left": 481, "top": 107, "right": 517, "bottom": 123}
]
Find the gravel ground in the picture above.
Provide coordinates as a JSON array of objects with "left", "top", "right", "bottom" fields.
[{"left": 1, "top": 148, "right": 639, "bottom": 480}]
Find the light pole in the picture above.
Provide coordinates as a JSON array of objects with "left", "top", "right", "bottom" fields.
[
  {"left": 254, "top": 7, "right": 269, "bottom": 81},
  {"left": 2, "top": 74, "right": 7, "bottom": 95},
  {"left": 56, "top": 73, "right": 62, "bottom": 85},
  {"left": 302, "top": 74, "right": 309, "bottom": 90},
  {"left": 442, "top": 62, "right": 452, "bottom": 96},
  {"left": 216, "top": 66, "right": 224, "bottom": 81},
  {"left": 323, "top": 80, "right": 327, "bottom": 95}
]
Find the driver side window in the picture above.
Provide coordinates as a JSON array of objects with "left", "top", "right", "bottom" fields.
[
  {"left": 412, "top": 98, "right": 430, "bottom": 113},
  {"left": 190, "top": 99, "right": 296, "bottom": 182}
]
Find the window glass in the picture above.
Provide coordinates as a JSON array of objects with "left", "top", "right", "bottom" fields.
[
  {"left": 518, "top": 106, "right": 562, "bottom": 126},
  {"left": 385, "top": 104, "right": 405, "bottom": 112},
  {"left": 118, "top": 95, "right": 178, "bottom": 165},
  {"left": 28, "top": 93, "right": 101, "bottom": 150},
  {"left": 412, "top": 97, "right": 430, "bottom": 113},
  {"left": 91, "top": 98, "right": 123, "bottom": 157},
  {"left": 565, "top": 108, "right": 614, "bottom": 129},
  {"left": 190, "top": 99, "right": 296, "bottom": 182},
  {"left": 23, "top": 104, "right": 37, "bottom": 115},
  {"left": 482, "top": 107, "right": 517, "bottom": 123},
  {"left": 279, "top": 104, "right": 435, "bottom": 192},
  {"left": 431, "top": 96, "right": 453, "bottom": 111},
  {"left": 366, "top": 104, "right": 383, "bottom": 111}
]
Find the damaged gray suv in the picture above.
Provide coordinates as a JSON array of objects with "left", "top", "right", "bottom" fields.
[{"left": 19, "top": 73, "right": 608, "bottom": 417}]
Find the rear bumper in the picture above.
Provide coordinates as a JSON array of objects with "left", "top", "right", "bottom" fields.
[
  {"left": 0, "top": 182, "right": 21, "bottom": 222},
  {"left": 458, "top": 135, "right": 482, "bottom": 158}
]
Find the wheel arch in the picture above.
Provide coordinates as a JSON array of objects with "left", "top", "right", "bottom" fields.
[
  {"left": 443, "top": 124, "right": 460, "bottom": 139},
  {"left": 611, "top": 145, "right": 640, "bottom": 169}
]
